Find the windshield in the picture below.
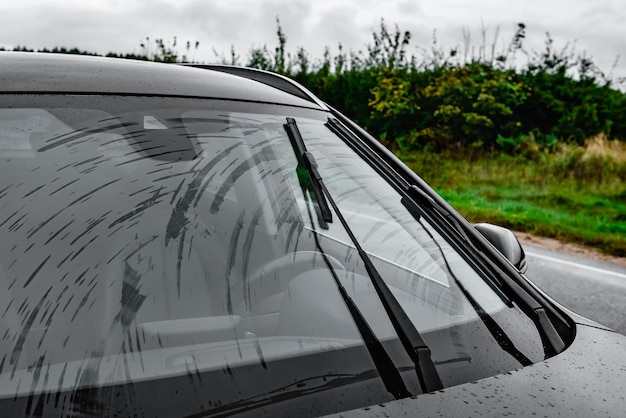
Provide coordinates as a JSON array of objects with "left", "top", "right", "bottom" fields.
[{"left": 0, "top": 95, "right": 545, "bottom": 417}]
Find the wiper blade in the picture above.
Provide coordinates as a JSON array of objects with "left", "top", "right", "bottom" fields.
[
  {"left": 284, "top": 117, "right": 332, "bottom": 227},
  {"left": 285, "top": 117, "right": 443, "bottom": 394}
]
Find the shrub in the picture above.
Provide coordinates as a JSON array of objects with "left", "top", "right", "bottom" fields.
[{"left": 551, "top": 134, "right": 626, "bottom": 185}]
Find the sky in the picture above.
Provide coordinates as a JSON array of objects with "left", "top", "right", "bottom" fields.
[{"left": 1, "top": 0, "right": 625, "bottom": 83}]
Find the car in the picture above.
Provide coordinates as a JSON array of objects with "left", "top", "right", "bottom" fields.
[{"left": 0, "top": 52, "right": 624, "bottom": 417}]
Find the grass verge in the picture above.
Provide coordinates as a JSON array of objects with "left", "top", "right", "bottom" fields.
[{"left": 395, "top": 140, "right": 626, "bottom": 257}]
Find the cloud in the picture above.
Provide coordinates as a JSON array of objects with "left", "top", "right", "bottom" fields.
[{"left": 0, "top": 0, "right": 624, "bottom": 81}]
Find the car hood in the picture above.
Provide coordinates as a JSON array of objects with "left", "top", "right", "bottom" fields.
[{"left": 328, "top": 324, "right": 626, "bottom": 417}]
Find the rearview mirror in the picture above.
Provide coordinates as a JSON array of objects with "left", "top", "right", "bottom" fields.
[{"left": 474, "top": 223, "right": 527, "bottom": 273}]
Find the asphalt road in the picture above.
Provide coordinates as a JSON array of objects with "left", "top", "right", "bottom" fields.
[{"left": 522, "top": 244, "right": 626, "bottom": 336}]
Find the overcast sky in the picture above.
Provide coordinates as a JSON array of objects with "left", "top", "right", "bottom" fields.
[{"left": 2, "top": 0, "right": 625, "bottom": 83}]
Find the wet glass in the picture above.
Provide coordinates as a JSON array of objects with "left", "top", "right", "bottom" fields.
[{"left": 0, "top": 96, "right": 544, "bottom": 416}]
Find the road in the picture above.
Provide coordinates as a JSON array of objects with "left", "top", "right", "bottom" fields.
[{"left": 522, "top": 244, "right": 626, "bottom": 336}]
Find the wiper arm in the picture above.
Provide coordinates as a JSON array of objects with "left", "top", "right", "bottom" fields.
[
  {"left": 326, "top": 198, "right": 444, "bottom": 393},
  {"left": 285, "top": 117, "right": 443, "bottom": 394},
  {"left": 284, "top": 118, "right": 332, "bottom": 228}
]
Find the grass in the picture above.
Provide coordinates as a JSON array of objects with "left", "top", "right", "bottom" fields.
[{"left": 395, "top": 137, "right": 626, "bottom": 257}]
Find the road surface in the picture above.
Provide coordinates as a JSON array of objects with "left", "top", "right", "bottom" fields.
[{"left": 522, "top": 244, "right": 626, "bottom": 336}]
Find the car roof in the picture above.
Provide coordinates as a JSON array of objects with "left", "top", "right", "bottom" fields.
[{"left": 0, "top": 52, "right": 322, "bottom": 109}]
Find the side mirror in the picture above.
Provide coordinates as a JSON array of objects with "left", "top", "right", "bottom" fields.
[{"left": 474, "top": 223, "right": 527, "bottom": 273}]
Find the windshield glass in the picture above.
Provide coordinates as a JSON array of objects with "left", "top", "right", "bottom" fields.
[{"left": 0, "top": 95, "right": 545, "bottom": 417}]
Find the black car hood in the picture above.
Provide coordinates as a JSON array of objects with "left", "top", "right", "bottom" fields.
[{"left": 329, "top": 324, "right": 626, "bottom": 417}]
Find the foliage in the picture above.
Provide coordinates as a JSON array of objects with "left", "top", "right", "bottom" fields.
[
  {"left": 370, "top": 63, "right": 530, "bottom": 150},
  {"left": 551, "top": 134, "right": 626, "bottom": 186},
  {"left": 5, "top": 19, "right": 625, "bottom": 152},
  {"left": 364, "top": 25, "right": 626, "bottom": 152},
  {"left": 244, "top": 17, "right": 288, "bottom": 72},
  {"left": 226, "top": 18, "right": 626, "bottom": 154},
  {"left": 136, "top": 37, "right": 200, "bottom": 63},
  {"left": 1, "top": 37, "right": 200, "bottom": 63}
]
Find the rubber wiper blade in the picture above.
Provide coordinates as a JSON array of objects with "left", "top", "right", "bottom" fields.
[
  {"left": 284, "top": 117, "right": 332, "bottom": 227},
  {"left": 286, "top": 117, "right": 443, "bottom": 393}
]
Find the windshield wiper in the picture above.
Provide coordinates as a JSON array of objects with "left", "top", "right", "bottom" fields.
[
  {"left": 325, "top": 114, "right": 567, "bottom": 359},
  {"left": 284, "top": 117, "right": 443, "bottom": 394},
  {"left": 284, "top": 117, "right": 411, "bottom": 399},
  {"left": 407, "top": 185, "right": 566, "bottom": 357}
]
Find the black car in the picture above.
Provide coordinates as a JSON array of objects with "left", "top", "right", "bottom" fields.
[{"left": 0, "top": 52, "right": 624, "bottom": 417}]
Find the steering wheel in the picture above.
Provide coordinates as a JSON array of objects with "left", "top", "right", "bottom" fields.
[{"left": 233, "top": 251, "right": 345, "bottom": 316}]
